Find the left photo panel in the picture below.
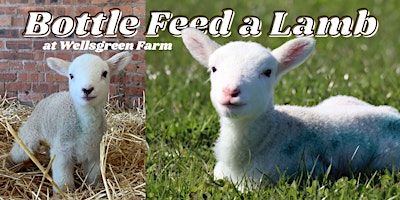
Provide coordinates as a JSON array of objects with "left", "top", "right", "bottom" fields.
[{"left": 0, "top": 1, "right": 146, "bottom": 199}]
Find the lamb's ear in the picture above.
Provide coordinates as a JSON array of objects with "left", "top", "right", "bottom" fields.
[
  {"left": 46, "top": 57, "right": 71, "bottom": 77},
  {"left": 181, "top": 28, "right": 220, "bottom": 67},
  {"left": 271, "top": 37, "right": 315, "bottom": 77},
  {"left": 107, "top": 52, "right": 132, "bottom": 74}
]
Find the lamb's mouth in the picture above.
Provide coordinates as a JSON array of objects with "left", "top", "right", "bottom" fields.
[
  {"left": 222, "top": 102, "right": 245, "bottom": 109},
  {"left": 83, "top": 96, "right": 96, "bottom": 101}
]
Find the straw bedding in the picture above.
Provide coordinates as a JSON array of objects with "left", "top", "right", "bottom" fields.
[{"left": 0, "top": 95, "right": 146, "bottom": 199}]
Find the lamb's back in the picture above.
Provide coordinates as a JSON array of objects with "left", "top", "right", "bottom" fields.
[
  {"left": 20, "top": 91, "right": 80, "bottom": 147},
  {"left": 271, "top": 104, "right": 400, "bottom": 174}
]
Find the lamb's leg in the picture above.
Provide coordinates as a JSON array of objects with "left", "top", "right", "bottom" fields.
[
  {"left": 214, "top": 161, "right": 227, "bottom": 180},
  {"left": 51, "top": 150, "right": 75, "bottom": 191},
  {"left": 83, "top": 156, "right": 101, "bottom": 186},
  {"left": 9, "top": 126, "right": 41, "bottom": 163},
  {"left": 214, "top": 162, "right": 258, "bottom": 192}
]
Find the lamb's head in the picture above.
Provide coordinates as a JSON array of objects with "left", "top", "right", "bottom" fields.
[
  {"left": 46, "top": 52, "right": 132, "bottom": 106},
  {"left": 182, "top": 28, "right": 315, "bottom": 119}
]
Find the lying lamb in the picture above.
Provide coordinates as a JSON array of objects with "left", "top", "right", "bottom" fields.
[
  {"left": 9, "top": 52, "right": 132, "bottom": 191},
  {"left": 182, "top": 28, "right": 400, "bottom": 191}
]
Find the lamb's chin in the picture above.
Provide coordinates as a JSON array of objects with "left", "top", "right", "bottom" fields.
[
  {"left": 74, "top": 97, "right": 100, "bottom": 107},
  {"left": 217, "top": 104, "right": 248, "bottom": 118}
]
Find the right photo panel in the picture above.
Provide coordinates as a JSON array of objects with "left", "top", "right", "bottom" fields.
[{"left": 146, "top": 0, "right": 400, "bottom": 199}]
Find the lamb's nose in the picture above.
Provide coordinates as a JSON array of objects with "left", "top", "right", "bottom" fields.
[
  {"left": 223, "top": 88, "right": 240, "bottom": 97},
  {"left": 82, "top": 87, "right": 94, "bottom": 95}
]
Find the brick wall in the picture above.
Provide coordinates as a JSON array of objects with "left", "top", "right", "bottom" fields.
[{"left": 0, "top": 0, "right": 146, "bottom": 108}]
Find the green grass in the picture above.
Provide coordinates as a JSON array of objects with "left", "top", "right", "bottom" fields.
[{"left": 146, "top": 0, "right": 400, "bottom": 198}]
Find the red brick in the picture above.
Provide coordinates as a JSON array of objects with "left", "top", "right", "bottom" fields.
[
  {"left": 17, "top": 73, "right": 27, "bottom": 81},
  {"left": 12, "top": 16, "right": 26, "bottom": 27},
  {"left": 0, "top": 7, "right": 17, "bottom": 15},
  {"left": 44, "top": 52, "right": 72, "bottom": 61},
  {"left": 33, "top": 41, "right": 46, "bottom": 50},
  {"left": 71, "top": 52, "right": 87, "bottom": 59},
  {"left": 0, "top": 41, "right": 4, "bottom": 49},
  {"left": 5, "top": 82, "right": 31, "bottom": 91},
  {"left": 103, "top": 6, "right": 133, "bottom": 15},
  {"left": 92, "top": 0, "right": 110, "bottom": 4},
  {"left": 32, "top": 83, "right": 59, "bottom": 93},
  {"left": 135, "top": 63, "right": 145, "bottom": 73},
  {"left": 48, "top": 6, "right": 71, "bottom": 16},
  {"left": 37, "top": 62, "right": 48, "bottom": 71},
  {"left": 124, "top": 63, "right": 136, "bottom": 72},
  {"left": 125, "top": 86, "right": 144, "bottom": 96},
  {"left": 19, "top": 51, "right": 45, "bottom": 60},
  {"left": 132, "top": 74, "right": 145, "bottom": 85},
  {"left": 16, "top": 52, "right": 34, "bottom": 60},
  {"left": 132, "top": 51, "right": 145, "bottom": 62},
  {"left": 45, "top": 73, "right": 67, "bottom": 82},
  {"left": 109, "top": 85, "right": 117, "bottom": 94},
  {"left": 6, "top": 40, "right": 32, "bottom": 50},
  {"left": 18, "top": 72, "right": 44, "bottom": 81},
  {"left": 0, "top": 51, "right": 40, "bottom": 60},
  {"left": 0, "top": 73, "right": 17, "bottom": 81},
  {"left": 110, "top": 73, "right": 130, "bottom": 83},
  {"left": 62, "top": 0, "right": 79, "bottom": 4},
  {"left": 8, "top": 61, "right": 23, "bottom": 70},
  {"left": 0, "top": 16, "right": 12, "bottom": 26},
  {"left": 0, "top": 29, "right": 21, "bottom": 38},
  {"left": 0, "top": 62, "right": 9, "bottom": 70},
  {"left": 75, "top": 6, "right": 102, "bottom": 16},
  {"left": 18, "top": 6, "right": 69, "bottom": 16},
  {"left": 17, "top": 7, "right": 38, "bottom": 15},
  {"left": 23, "top": 62, "right": 37, "bottom": 71},
  {"left": 0, "top": 51, "right": 13, "bottom": 59},
  {"left": 0, "top": 82, "right": 4, "bottom": 91},
  {"left": 8, "top": 0, "right": 29, "bottom": 3},
  {"left": 36, "top": 52, "right": 45, "bottom": 60},
  {"left": 98, "top": 51, "right": 111, "bottom": 59},
  {"left": 133, "top": 4, "right": 145, "bottom": 16},
  {"left": 58, "top": 83, "right": 69, "bottom": 91}
]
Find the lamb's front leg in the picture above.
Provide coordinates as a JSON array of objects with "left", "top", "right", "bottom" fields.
[
  {"left": 214, "top": 161, "right": 261, "bottom": 192},
  {"left": 51, "top": 150, "right": 75, "bottom": 191},
  {"left": 213, "top": 161, "right": 227, "bottom": 181}
]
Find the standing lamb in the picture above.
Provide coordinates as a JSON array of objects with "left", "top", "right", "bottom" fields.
[
  {"left": 181, "top": 28, "right": 400, "bottom": 191},
  {"left": 9, "top": 52, "right": 132, "bottom": 191}
]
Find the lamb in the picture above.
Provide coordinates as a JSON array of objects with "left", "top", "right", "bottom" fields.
[
  {"left": 181, "top": 28, "right": 400, "bottom": 191},
  {"left": 9, "top": 52, "right": 132, "bottom": 192}
]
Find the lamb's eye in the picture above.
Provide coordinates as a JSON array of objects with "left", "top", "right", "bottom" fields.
[
  {"left": 69, "top": 74, "right": 74, "bottom": 80},
  {"left": 102, "top": 71, "right": 108, "bottom": 78},
  {"left": 263, "top": 69, "right": 272, "bottom": 77},
  {"left": 211, "top": 66, "right": 217, "bottom": 73}
]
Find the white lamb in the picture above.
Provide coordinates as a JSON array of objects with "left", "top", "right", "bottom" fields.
[
  {"left": 182, "top": 28, "right": 400, "bottom": 191},
  {"left": 9, "top": 52, "right": 132, "bottom": 191}
]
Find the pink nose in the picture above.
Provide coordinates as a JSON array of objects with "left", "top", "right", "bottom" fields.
[{"left": 223, "top": 88, "right": 240, "bottom": 98}]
